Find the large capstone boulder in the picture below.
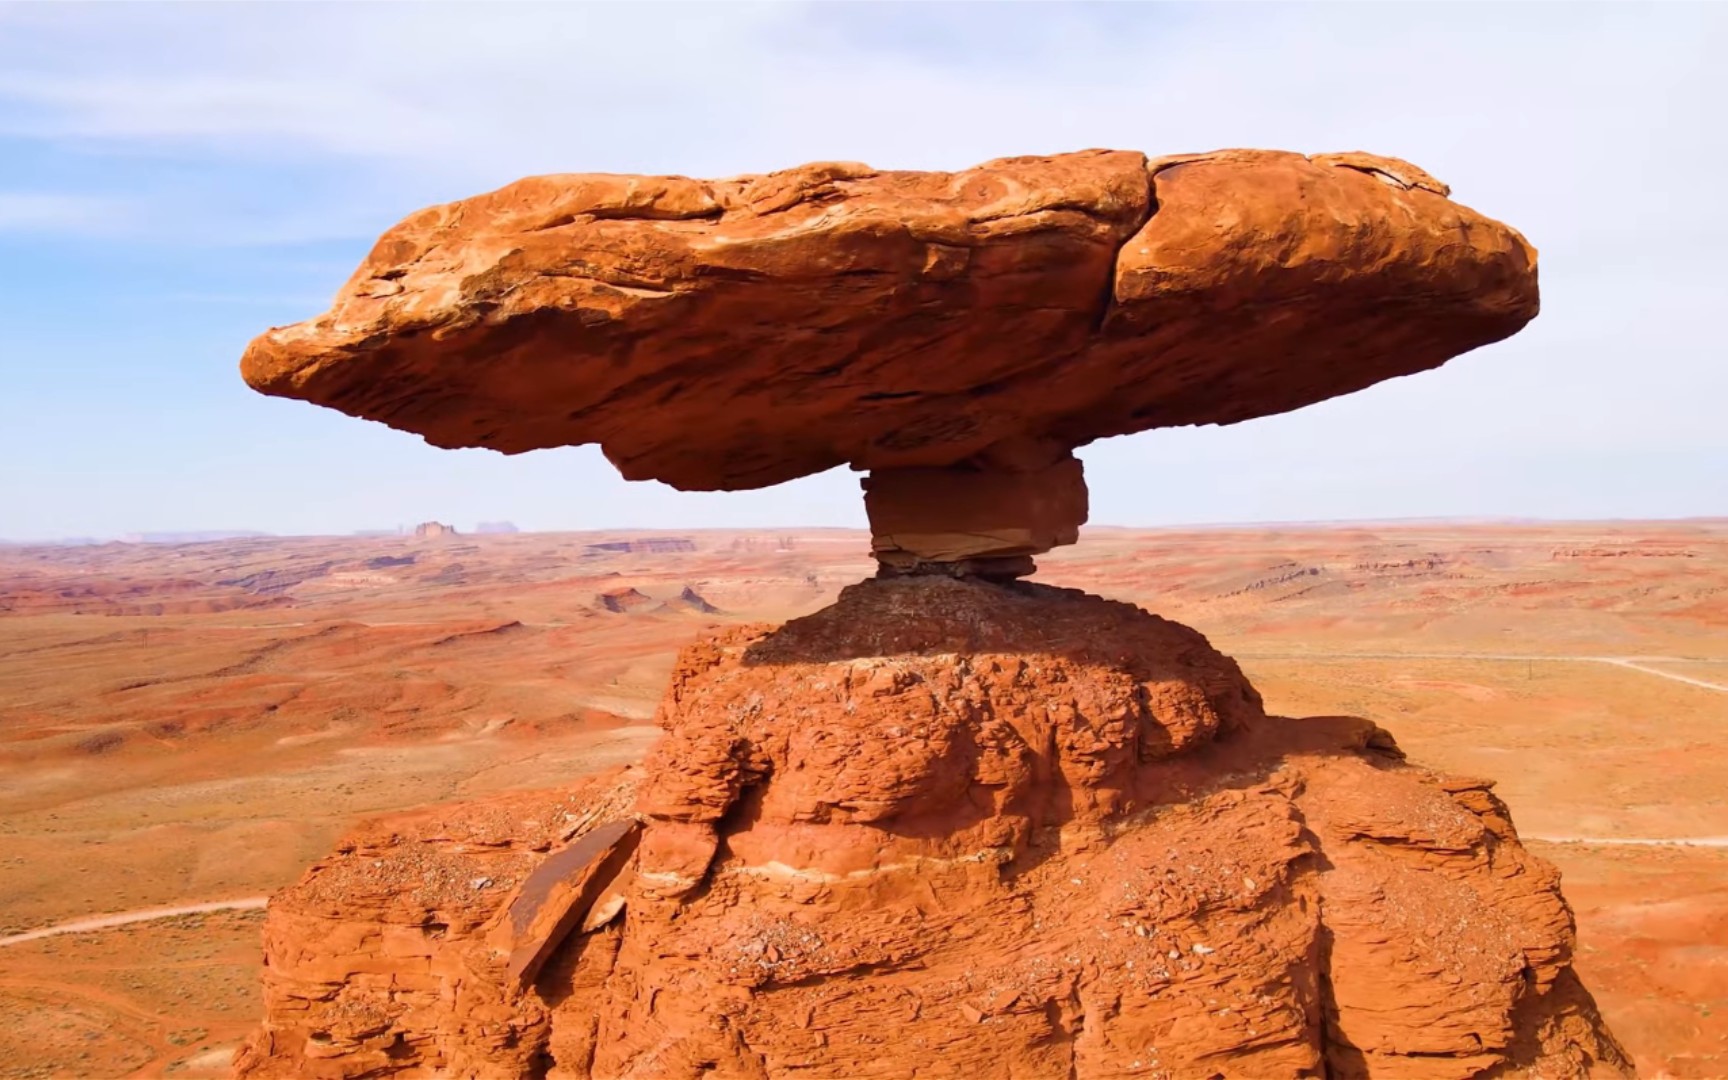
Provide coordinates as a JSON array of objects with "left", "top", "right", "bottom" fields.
[{"left": 242, "top": 148, "right": 1536, "bottom": 572}]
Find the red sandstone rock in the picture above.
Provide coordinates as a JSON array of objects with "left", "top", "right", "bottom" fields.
[
  {"left": 863, "top": 450, "right": 1087, "bottom": 574},
  {"left": 492, "top": 818, "right": 640, "bottom": 987},
  {"left": 594, "top": 586, "right": 653, "bottom": 614},
  {"left": 237, "top": 579, "right": 1623, "bottom": 1079},
  {"left": 240, "top": 149, "right": 1536, "bottom": 495},
  {"left": 236, "top": 770, "right": 640, "bottom": 1077}
]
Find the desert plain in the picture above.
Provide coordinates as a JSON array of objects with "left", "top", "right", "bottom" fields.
[{"left": 0, "top": 519, "right": 1723, "bottom": 1078}]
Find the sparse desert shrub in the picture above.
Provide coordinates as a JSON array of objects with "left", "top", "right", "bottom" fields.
[{"left": 75, "top": 730, "right": 124, "bottom": 755}]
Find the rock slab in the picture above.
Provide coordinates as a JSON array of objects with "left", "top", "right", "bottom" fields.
[
  {"left": 491, "top": 818, "right": 640, "bottom": 988},
  {"left": 241, "top": 149, "right": 1537, "bottom": 494}
]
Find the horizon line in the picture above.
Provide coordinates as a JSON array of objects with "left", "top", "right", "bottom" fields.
[{"left": 6, "top": 513, "right": 1726, "bottom": 548}]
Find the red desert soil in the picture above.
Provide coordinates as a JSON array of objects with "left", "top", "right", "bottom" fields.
[{"left": 1, "top": 520, "right": 1724, "bottom": 1077}]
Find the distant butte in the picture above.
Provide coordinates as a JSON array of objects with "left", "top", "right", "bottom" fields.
[{"left": 242, "top": 148, "right": 1536, "bottom": 576}]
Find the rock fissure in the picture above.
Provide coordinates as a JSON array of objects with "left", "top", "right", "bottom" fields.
[{"left": 1088, "top": 164, "right": 1161, "bottom": 338}]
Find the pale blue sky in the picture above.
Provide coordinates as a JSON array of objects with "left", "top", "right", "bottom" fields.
[{"left": 1, "top": 2, "right": 1722, "bottom": 540}]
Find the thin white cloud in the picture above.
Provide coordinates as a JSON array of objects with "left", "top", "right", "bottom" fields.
[
  {"left": 0, "top": 5, "right": 800, "bottom": 173},
  {"left": 164, "top": 291, "right": 332, "bottom": 308},
  {"left": 1, "top": 4, "right": 1722, "bottom": 255},
  {"left": 0, "top": 191, "right": 125, "bottom": 234}
]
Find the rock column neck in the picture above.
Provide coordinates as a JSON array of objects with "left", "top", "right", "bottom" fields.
[{"left": 862, "top": 452, "right": 1089, "bottom": 579}]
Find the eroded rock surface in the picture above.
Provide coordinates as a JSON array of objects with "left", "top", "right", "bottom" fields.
[
  {"left": 863, "top": 450, "right": 1088, "bottom": 576},
  {"left": 238, "top": 579, "right": 1623, "bottom": 1079},
  {"left": 241, "top": 149, "right": 1536, "bottom": 497}
]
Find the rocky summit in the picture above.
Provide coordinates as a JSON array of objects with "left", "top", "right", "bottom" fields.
[
  {"left": 241, "top": 148, "right": 1536, "bottom": 574},
  {"left": 234, "top": 149, "right": 1625, "bottom": 1078},
  {"left": 238, "top": 579, "right": 1625, "bottom": 1079}
]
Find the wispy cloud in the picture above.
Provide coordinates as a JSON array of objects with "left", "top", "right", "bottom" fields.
[
  {"left": 0, "top": 5, "right": 804, "bottom": 176},
  {"left": 0, "top": 2, "right": 1723, "bottom": 535},
  {"left": 1, "top": 3, "right": 1722, "bottom": 253},
  {"left": 0, "top": 190, "right": 126, "bottom": 234},
  {"left": 164, "top": 291, "right": 332, "bottom": 308}
]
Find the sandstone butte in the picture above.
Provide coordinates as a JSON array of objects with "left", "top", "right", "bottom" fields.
[{"left": 234, "top": 150, "right": 1631, "bottom": 1079}]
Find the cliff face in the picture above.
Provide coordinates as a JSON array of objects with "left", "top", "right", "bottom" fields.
[{"left": 237, "top": 579, "right": 1626, "bottom": 1079}]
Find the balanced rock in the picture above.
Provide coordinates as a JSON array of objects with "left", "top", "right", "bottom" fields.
[
  {"left": 241, "top": 148, "right": 1536, "bottom": 573},
  {"left": 237, "top": 579, "right": 1625, "bottom": 1079},
  {"left": 232, "top": 144, "right": 1611, "bottom": 1078}
]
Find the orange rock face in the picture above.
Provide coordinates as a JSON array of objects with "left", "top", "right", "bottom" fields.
[
  {"left": 238, "top": 579, "right": 1623, "bottom": 1079},
  {"left": 863, "top": 451, "right": 1088, "bottom": 575},
  {"left": 241, "top": 149, "right": 1536, "bottom": 498}
]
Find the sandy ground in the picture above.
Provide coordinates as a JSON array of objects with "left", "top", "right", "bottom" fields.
[{"left": 1, "top": 521, "right": 1724, "bottom": 1076}]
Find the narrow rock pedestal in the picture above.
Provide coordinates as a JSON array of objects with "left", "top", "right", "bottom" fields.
[{"left": 863, "top": 454, "right": 1089, "bottom": 579}]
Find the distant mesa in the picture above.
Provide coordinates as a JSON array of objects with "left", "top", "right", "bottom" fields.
[
  {"left": 592, "top": 583, "right": 719, "bottom": 615},
  {"left": 216, "top": 562, "right": 333, "bottom": 595},
  {"left": 665, "top": 585, "right": 719, "bottom": 614},
  {"left": 0, "top": 577, "right": 294, "bottom": 617},
  {"left": 121, "top": 530, "right": 269, "bottom": 545},
  {"left": 1553, "top": 546, "right": 1697, "bottom": 559},
  {"left": 414, "top": 521, "right": 458, "bottom": 539},
  {"left": 475, "top": 521, "right": 521, "bottom": 534},
  {"left": 2, "top": 536, "right": 105, "bottom": 547},
  {"left": 594, "top": 586, "right": 654, "bottom": 614},
  {"left": 729, "top": 535, "right": 799, "bottom": 553},
  {"left": 586, "top": 537, "right": 696, "bottom": 556}
]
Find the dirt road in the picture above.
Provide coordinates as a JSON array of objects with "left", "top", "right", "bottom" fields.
[
  {"left": 1234, "top": 651, "right": 1728, "bottom": 692},
  {"left": 0, "top": 897, "right": 269, "bottom": 948},
  {"left": 1526, "top": 835, "right": 1728, "bottom": 848},
  {"left": 1598, "top": 657, "right": 1728, "bottom": 692}
]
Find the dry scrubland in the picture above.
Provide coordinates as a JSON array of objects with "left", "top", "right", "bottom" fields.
[{"left": 0, "top": 521, "right": 1723, "bottom": 1077}]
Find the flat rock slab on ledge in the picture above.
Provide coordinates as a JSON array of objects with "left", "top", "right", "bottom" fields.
[
  {"left": 489, "top": 818, "right": 640, "bottom": 988},
  {"left": 241, "top": 148, "right": 1537, "bottom": 492}
]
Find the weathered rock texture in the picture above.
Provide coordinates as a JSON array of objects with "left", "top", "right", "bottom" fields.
[
  {"left": 863, "top": 451, "right": 1087, "bottom": 576},
  {"left": 238, "top": 579, "right": 1623, "bottom": 1079},
  {"left": 241, "top": 147, "right": 1536, "bottom": 568}
]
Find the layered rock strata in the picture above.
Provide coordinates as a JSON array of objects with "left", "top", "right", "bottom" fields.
[
  {"left": 240, "top": 147, "right": 1537, "bottom": 572},
  {"left": 863, "top": 451, "right": 1087, "bottom": 577},
  {"left": 238, "top": 578, "right": 1625, "bottom": 1079}
]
